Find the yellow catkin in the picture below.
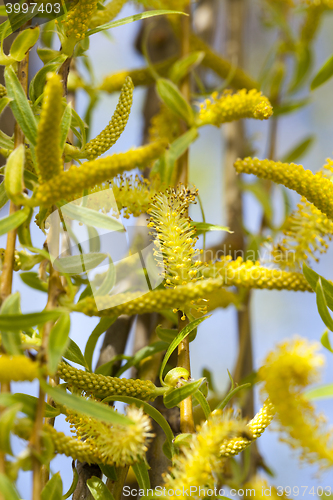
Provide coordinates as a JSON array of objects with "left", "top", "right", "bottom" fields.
[
  {"left": 0, "top": 355, "right": 38, "bottom": 383},
  {"left": 66, "top": 405, "right": 153, "bottom": 466},
  {"left": 163, "top": 410, "right": 248, "bottom": 500},
  {"left": 89, "top": 0, "right": 127, "bottom": 29},
  {"left": 198, "top": 89, "right": 273, "bottom": 126},
  {"left": 34, "top": 141, "right": 167, "bottom": 206},
  {"left": 148, "top": 105, "right": 182, "bottom": 144},
  {"left": 36, "top": 73, "right": 63, "bottom": 183},
  {"left": 0, "top": 84, "right": 7, "bottom": 98},
  {"left": 220, "top": 400, "right": 275, "bottom": 457},
  {"left": 62, "top": 0, "right": 99, "bottom": 41},
  {"left": 243, "top": 477, "right": 290, "bottom": 499},
  {"left": 234, "top": 157, "right": 333, "bottom": 221},
  {"left": 85, "top": 77, "right": 134, "bottom": 160},
  {"left": 204, "top": 256, "right": 313, "bottom": 292},
  {"left": 259, "top": 337, "right": 333, "bottom": 468},
  {"left": 57, "top": 361, "right": 157, "bottom": 400}
]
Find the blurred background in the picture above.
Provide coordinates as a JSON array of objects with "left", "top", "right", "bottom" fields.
[{"left": 1, "top": 0, "right": 333, "bottom": 497}]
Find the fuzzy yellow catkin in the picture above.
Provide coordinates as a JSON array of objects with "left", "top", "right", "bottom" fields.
[
  {"left": 259, "top": 337, "right": 333, "bottom": 468},
  {"left": 272, "top": 197, "right": 333, "bottom": 270},
  {"left": 0, "top": 355, "right": 38, "bottom": 383},
  {"left": 0, "top": 84, "right": 7, "bottom": 98},
  {"left": 243, "top": 477, "right": 290, "bottom": 499},
  {"left": 148, "top": 105, "right": 182, "bottom": 144},
  {"left": 220, "top": 400, "right": 275, "bottom": 457},
  {"left": 57, "top": 361, "right": 157, "bottom": 400},
  {"left": 164, "top": 409, "right": 248, "bottom": 500},
  {"left": 234, "top": 157, "right": 333, "bottom": 221},
  {"left": 34, "top": 141, "right": 167, "bottom": 206},
  {"left": 198, "top": 89, "right": 273, "bottom": 126},
  {"left": 36, "top": 73, "right": 63, "bottom": 183},
  {"left": 89, "top": 0, "right": 127, "bottom": 29},
  {"left": 204, "top": 256, "right": 313, "bottom": 292},
  {"left": 66, "top": 405, "right": 153, "bottom": 466},
  {"left": 62, "top": 0, "right": 99, "bottom": 41},
  {"left": 85, "top": 77, "right": 134, "bottom": 160}
]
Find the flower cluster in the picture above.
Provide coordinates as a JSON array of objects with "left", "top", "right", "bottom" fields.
[
  {"left": 62, "top": 0, "right": 99, "bottom": 40},
  {"left": 57, "top": 361, "right": 157, "bottom": 400},
  {"left": 85, "top": 77, "right": 134, "bottom": 160},
  {"left": 0, "top": 84, "right": 7, "bottom": 98},
  {"left": 66, "top": 405, "right": 153, "bottom": 466},
  {"left": 149, "top": 105, "right": 182, "bottom": 144},
  {"left": 89, "top": 0, "right": 127, "bottom": 29},
  {"left": 36, "top": 73, "right": 63, "bottom": 183},
  {"left": 234, "top": 157, "right": 333, "bottom": 221},
  {"left": 0, "top": 355, "right": 38, "bottom": 383},
  {"left": 198, "top": 89, "right": 273, "bottom": 126},
  {"left": 259, "top": 337, "right": 333, "bottom": 468}
]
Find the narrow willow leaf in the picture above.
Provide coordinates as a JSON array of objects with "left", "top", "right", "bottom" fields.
[
  {"left": 0, "top": 404, "right": 21, "bottom": 455},
  {"left": 165, "top": 127, "right": 198, "bottom": 184},
  {"left": 99, "top": 464, "right": 117, "bottom": 481},
  {"left": 321, "top": 330, "right": 333, "bottom": 354},
  {"left": 70, "top": 107, "right": 87, "bottom": 150},
  {"left": 190, "top": 222, "right": 232, "bottom": 236},
  {"left": 17, "top": 206, "right": 33, "bottom": 246},
  {"left": 87, "top": 476, "right": 115, "bottom": 500},
  {"left": 0, "top": 393, "right": 60, "bottom": 419},
  {"left": 156, "top": 78, "right": 194, "bottom": 126},
  {"left": 64, "top": 338, "right": 90, "bottom": 370},
  {"left": 0, "top": 292, "right": 22, "bottom": 355},
  {"left": 53, "top": 252, "right": 108, "bottom": 276},
  {"left": 47, "top": 314, "right": 71, "bottom": 375},
  {"left": 281, "top": 136, "right": 314, "bottom": 164},
  {"left": 63, "top": 464, "right": 79, "bottom": 500},
  {"left": 10, "top": 26, "right": 39, "bottom": 62},
  {"left": 316, "top": 279, "right": 333, "bottom": 332},
  {"left": 159, "top": 316, "right": 209, "bottom": 386},
  {"left": 116, "top": 341, "right": 168, "bottom": 377},
  {"left": 132, "top": 460, "right": 151, "bottom": 494},
  {"left": 60, "top": 103, "right": 72, "bottom": 150},
  {"left": 169, "top": 51, "right": 205, "bottom": 83},
  {"left": 29, "top": 55, "right": 67, "bottom": 102},
  {"left": 92, "top": 256, "right": 116, "bottom": 297},
  {"left": 87, "top": 225, "right": 101, "bottom": 253},
  {"left": 4, "top": 144, "right": 25, "bottom": 203},
  {"left": 5, "top": 65, "right": 37, "bottom": 145},
  {"left": 303, "top": 262, "right": 318, "bottom": 291},
  {"left": 87, "top": 9, "right": 187, "bottom": 36},
  {"left": 84, "top": 317, "right": 116, "bottom": 371},
  {"left": 0, "top": 180, "right": 9, "bottom": 209},
  {"left": 215, "top": 383, "right": 251, "bottom": 410},
  {"left": 311, "top": 53, "right": 333, "bottom": 90},
  {"left": 289, "top": 46, "right": 312, "bottom": 93},
  {"left": 0, "top": 473, "right": 21, "bottom": 500},
  {"left": 0, "top": 96, "right": 12, "bottom": 115},
  {"left": 164, "top": 379, "right": 204, "bottom": 409},
  {"left": 304, "top": 383, "right": 333, "bottom": 401},
  {"left": 0, "top": 130, "right": 14, "bottom": 149},
  {"left": 40, "top": 380, "right": 133, "bottom": 426},
  {"left": 193, "top": 390, "right": 211, "bottom": 419},
  {"left": 156, "top": 325, "right": 177, "bottom": 343},
  {"left": 273, "top": 98, "right": 309, "bottom": 116},
  {"left": 41, "top": 472, "right": 63, "bottom": 500},
  {"left": 60, "top": 203, "right": 125, "bottom": 232},
  {"left": 20, "top": 272, "right": 48, "bottom": 292},
  {"left": 0, "top": 310, "right": 62, "bottom": 330}
]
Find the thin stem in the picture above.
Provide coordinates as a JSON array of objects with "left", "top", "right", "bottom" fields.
[{"left": 106, "top": 466, "right": 129, "bottom": 500}]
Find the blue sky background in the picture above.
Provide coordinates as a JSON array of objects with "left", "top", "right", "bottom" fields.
[{"left": 1, "top": 0, "right": 333, "bottom": 497}]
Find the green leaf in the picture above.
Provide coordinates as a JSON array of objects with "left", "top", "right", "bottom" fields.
[
  {"left": 316, "top": 279, "right": 333, "bottom": 331},
  {"left": 159, "top": 316, "right": 209, "bottom": 386},
  {"left": 0, "top": 404, "right": 21, "bottom": 455},
  {"left": 20, "top": 272, "right": 48, "bottom": 292},
  {"left": 193, "top": 389, "right": 211, "bottom": 419},
  {"left": 281, "top": 135, "right": 314, "bottom": 164},
  {"left": 289, "top": 46, "right": 312, "bottom": 93},
  {"left": 84, "top": 317, "right": 116, "bottom": 371},
  {"left": 102, "top": 396, "right": 174, "bottom": 458},
  {"left": 202, "top": 367, "right": 217, "bottom": 393},
  {"left": 0, "top": 96, "right": 12, "bottom": 116},
  {"left": 69, "top": 107, "right": 87, "bottom": 150},
  {"left": 215, "top": 383, "right": 251, "bottom": 410},
  {"left": 10, "top": 26, "right": 40, "bottom": 62},
  {"left": 0, "top": 310, "right": 62, "bottom": 330},
  {"left": 4, "top": 145, "right": 25, "bottom": 203},
  {"left": 273, "top": 98, "right": 310, "bottom": 116},
  {"left": 0, "top": 393, "right": 60, "bottom": 419},
  {"left": 99, "top": 464, "right": 117, "bottom": 481},
  {"left": 0, "top": 473, "right": 21, "bottom": 500},
  {"left": 47, "top": 314, "right": 71, "bottom": 375},
  {"left": 116, "top": 341, "right": 168, "bottom": 377},
  {"left": 53, "top": 252, "right": 108, "bottom": 276},
  {"left": 60, "top": 103, "right": 72, "bottom": 151},
  {"left": 93, "top": 256, "right": 116, "bottom": 297},
  {"left": 169, "top": 51, "right": 205, "bottom": 84},
  {"left": 0, "top": 292, "right": 22, "bottom": 355},
  {"left": 87, "top": 476, "right": 115, "bottom": 500},
  {"left": 303, "top": 262, "right": 318, "bottom": 291},
  {"left": 29, "top": 55, "right": 67, "bottom": 103},
  {"left": 60, "top": 203, "right": 125, "bottom": 232},
  {"left": 0, "top": 181, "right": 9, "bottom": 210},
  {"left": 63, "top": 464, "right": 79, "bottom": 500},
  {"left": 87, "top": 225, "right": 101, "bottom": 253},
  {"left": 321, "top": 330, "right": 333, "bottom": 354},
  {"left": 164, "top": 378, "right": 204, "bottom": 408},
  {"left": 156, "top": 325, "right": 177, "bottom": 343},
  {"left": 304, "top": 383, "right": 333, "bottom": 401},
  {"left": 5, "top": 65, "right": 38, "bottom": 145},
  {"left": 156, "top": 78, "right": 194, "bottom": 126},
  {"left": 311, "top": 53, "right": 333, "bottom": 90},
  {"left": 17, "top": 206, "right": 33, "bottom": 247},
  {"left": 37, "top": 47, "right": 60, "bottom": 64},
  {"left": 87, "top": 9, "right": 187, "bottom": 36},
  {"left": 132, "top": 460, "right": 151, "bottom": 494},
  {"left": 40, "top": 380, "right": 133, "bottom": 426},
  {"left": 190, "top": 222, "right": 232, "bottom": 236},
  {"left": 64, "top": 338, "right": 89, "bottom": 370},
  {"left": 41, "top": 472, "right": 63, "bottom": 500},
  {"left": 0, "top": 130, "right": 14, "bottom": 150}
]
